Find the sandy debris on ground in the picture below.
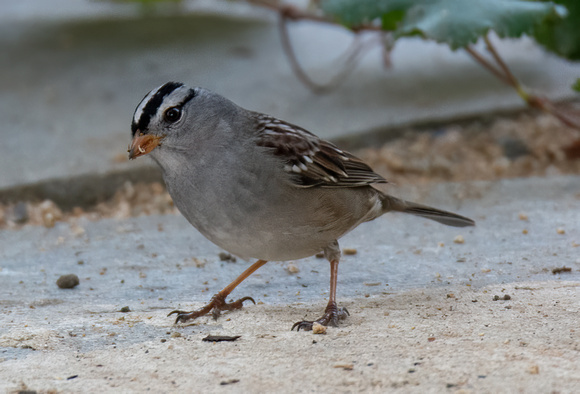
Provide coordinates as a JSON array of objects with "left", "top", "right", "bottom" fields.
[
  {"left": 358, "top": 111, "right": 580, "bottom": 185},
  {"left": 0, "top": 182, "right": 177, "bottom": 230},
  {"left": 1, "top": 281, "right": 578, "bottom": 393}
]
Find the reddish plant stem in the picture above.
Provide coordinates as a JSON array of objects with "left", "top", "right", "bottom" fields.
[
  {"left": 464, "top": 46, "right": 512, "bottom": 86},
  {"left": 483, "top": 35, "right": 519, "bottom": 88},
  {"left": 247, "top": 0, "right": 580, "bottom": 135},
  {"left": 246, "top": 0, "right": 382, "bottom": 30},
  {"left": 278, "top": 15, "right": 379, "bottom": 93},
  {"left": 470, "top": 36, "right": 580, "bottom": 132},
  {"left": 528, "top": 96, "right": 580, "bottom": 131}
]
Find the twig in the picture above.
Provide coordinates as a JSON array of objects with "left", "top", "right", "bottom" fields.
[
  {"left": 464, "top": 46, "right": 512, "bottom": 86},
  {"left": 527, "top": 96, "right": 580, "bottom": 131},
  {"left": 245, "top": 0, "right": 382, "bottom": 30},
  {"left": 278, "top": 15, "right": 378, "bottom": 93},
  {"left": 484, "top": 35, "right": 519, "bottom": 89},
  {"left": 246, "top": 0, "right": 580, "bottom": 136},
  {"left": 246, "top": 0, "right": 331, "bottom": 24},
  {"left": 474, "top": 36, "right": 580, "bottom": 131},
  {"left": 245, "top": 0, "right": 389, "bottom": 92}
]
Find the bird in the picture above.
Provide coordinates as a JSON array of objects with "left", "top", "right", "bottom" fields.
[{"left": 128, "top": 82, "right": 475, "bottom": 331}]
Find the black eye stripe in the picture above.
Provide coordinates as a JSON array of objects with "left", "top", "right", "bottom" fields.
[
  {"left": 179, "top": 89, "right": 197, "bottom": 109},
  {"left": 131, "top": 82, "right": 184, "bottom": 135},
  {"left": 164, "top": 89, "right": 197, "bottom": 122}
]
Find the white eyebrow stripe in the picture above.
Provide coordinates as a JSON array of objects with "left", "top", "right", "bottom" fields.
[{"left": 133, "top": 86, "right": 162, "bottom": 124}]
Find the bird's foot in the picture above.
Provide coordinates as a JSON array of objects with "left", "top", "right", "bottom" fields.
[
  {"left": 291, "top": 301, "right": 349, "bottom": 331},
  {"left": 168, "top": 293, "right": 255, "bottom": 324}
]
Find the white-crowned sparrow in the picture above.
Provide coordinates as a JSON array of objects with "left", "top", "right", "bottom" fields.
[{"left": 128, "top": 82, "right": 475, "bottom": 330}]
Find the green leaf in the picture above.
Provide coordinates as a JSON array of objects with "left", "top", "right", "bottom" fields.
[
  {"left": 573, "top": 79, "right": 580, "bottom": 92},
  {"left": 381, "top": 10, "right": 405, "bottom": 32},
  {"left": 321, "top": 0, "right": 410, "bottom": 27},
  {"left": 534, "top": 0, "right": 580, "bottom": 60},
  {"left": 321, "top": 0, "right": 567, "bottom": 50}
]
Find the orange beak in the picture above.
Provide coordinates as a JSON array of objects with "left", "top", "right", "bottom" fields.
[{"left": 128, "top": 133, "right": 163, "bottom": 160}]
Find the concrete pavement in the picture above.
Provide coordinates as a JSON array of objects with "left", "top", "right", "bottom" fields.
[{"left": 0, "top": 176, "right": 579, "bottom": 392}]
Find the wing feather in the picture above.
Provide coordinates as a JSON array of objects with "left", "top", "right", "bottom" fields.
[{"left": 254, "top": 113, "right": 387, "bottom": 188}]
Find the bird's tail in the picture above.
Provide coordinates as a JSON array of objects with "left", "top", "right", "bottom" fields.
[{"left": 380, "top": 194, "right": 475, "bottom": 228}]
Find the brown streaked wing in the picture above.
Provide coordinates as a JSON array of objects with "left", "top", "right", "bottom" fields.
[{"left": 254, "top": 113, "right": 387, "bottom": 188}]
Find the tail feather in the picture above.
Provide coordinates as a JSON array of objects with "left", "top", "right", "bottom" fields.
[{"left": 381, "top": 195, "right": 475, "bottom": 228}]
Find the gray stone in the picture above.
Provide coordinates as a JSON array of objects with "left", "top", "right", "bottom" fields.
[
  {"left": 7, "top": 202, "right": 29, "bottom": 224},
  {"left": 56, "top": 274, "right": 80, "bottom": 289}
]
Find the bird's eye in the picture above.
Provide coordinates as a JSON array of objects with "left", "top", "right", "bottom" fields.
[{"left": 164, "top": 107, "right": 182, "bottom": 123}]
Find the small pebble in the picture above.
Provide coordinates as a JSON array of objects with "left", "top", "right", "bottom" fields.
[
  {"left": 518, "top": 213, "right": 528, "bottom": 221},
  {"left": 286, "top": 263, "right": 299, "bottom": 274},
  {"left": 119, "top": 306, "right": 131, "bottom": 313},
  {"left": 56, "top": 274, "right": 80, "bottom": 289},
  {"left": 38, "top": 200, "right": 63, "bottom": 228},
  {"left": 556, "top": 228, "right": 565, "bottom": 235},
  {"left": 312, "top": 322, "right": 327, "bottom": 334},
  {"left": 218, "top": 252, "right": 236, "bottom": 262},
  {"left": 10, "top": 202, "right": 29, "bottom": 224},
  {"left": 453, "top": 235, "right": 465, "bottom": 244},
  {"left": 343, "top": 248, "right": 357, "bottom": 255}
]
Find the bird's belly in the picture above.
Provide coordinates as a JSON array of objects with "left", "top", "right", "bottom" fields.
[
  {"left": 203, "top": 225, "right": 331, "bottom": 261},
  {"left": 172, "top": 191, "right": 348, "bottom": 261},
  {"left": 167, "top": 168, "right": 378, "bottom": 262},
  {"left": 185, "top": 200, "right": 337, "bottom": 261}
]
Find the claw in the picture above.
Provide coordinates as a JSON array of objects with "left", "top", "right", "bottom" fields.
[
  {"left": 236, "top": 296, "right": 256, "bottom": 305},
  {"left": 210, "top": 296, "right": 255, "bottom": 320},
  {"left": 291, "top": 321, "right": 313, "bottom": 331},
  {"left": 168, "top": 309, "right": 185, "bottom": 317},
  {"left": 169, "top": 294, "right": 256, "bottom": 324},
  {"left": 168, "top": 309, "right": 191, "bottom": 324},
  {"left": 291, "top": 305, "right": 349, "bottom": 331}
]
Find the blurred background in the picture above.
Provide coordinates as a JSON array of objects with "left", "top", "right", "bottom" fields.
[
  {"left": 1, "top": 3, "right": 580, "bottom": 390},
  {"left": 1, "top": 0, "right": 579, "bottom": 221}
]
